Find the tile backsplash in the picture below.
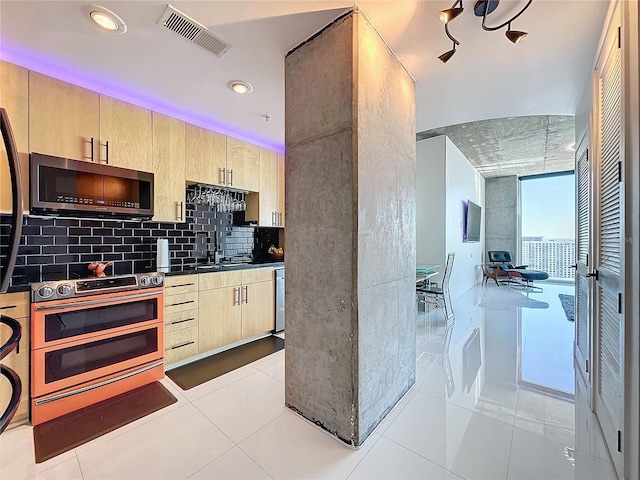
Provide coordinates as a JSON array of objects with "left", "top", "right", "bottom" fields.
[{"left": 0, "top": 202, "right": 281, "bottom": 290}]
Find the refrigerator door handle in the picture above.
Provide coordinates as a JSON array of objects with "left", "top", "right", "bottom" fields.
[{"left": 0, "top": 108, "right": 24, "bottom": 293}]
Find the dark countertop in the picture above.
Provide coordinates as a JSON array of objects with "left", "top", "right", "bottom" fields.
[{"left": 165, "top": 261, "right": 284, "bottom": 276}]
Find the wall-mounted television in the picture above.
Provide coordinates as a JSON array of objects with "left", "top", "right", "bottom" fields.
[{"left": 464, "top": 200, "right": 482, "bottom": 243}]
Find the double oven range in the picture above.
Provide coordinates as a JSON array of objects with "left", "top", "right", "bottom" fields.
[{"left": 30, "top": 273, "right": 165, "bottom": 425}]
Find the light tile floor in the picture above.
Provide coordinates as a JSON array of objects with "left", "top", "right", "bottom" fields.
[{"left": 0, "top": 283, "right": 618, "bottom": 479}]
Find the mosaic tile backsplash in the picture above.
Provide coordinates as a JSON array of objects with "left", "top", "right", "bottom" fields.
[{"left": 0, "top": 203, "right": 281, "bottom": 290}]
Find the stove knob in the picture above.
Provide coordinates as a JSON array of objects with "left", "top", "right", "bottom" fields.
[
  {"left": 57, "top": 283, "right": 73, "bottom": 296},
  {"left": 151, "top": 275, "right": 164, "bottom": 286},
  {"left": 139, "top": 275, "right": 151, "bottom": 287},
  {"left": 38, "top": 285, "right": 54, "bottom": 299}
]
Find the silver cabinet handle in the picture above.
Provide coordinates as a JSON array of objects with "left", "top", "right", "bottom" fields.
[
  {"left": 171, "top": 341, "right": 195, "bottom": 350},
  {"left": 228, "top": 169, "right": 233, "bottom": 186},
  {"left": 89, "top": 137, "right": 95, "bottom": 162},
  {"left": 220, "top": 168, "right": 226, "bottom": 185},
  {"left": 178, "top": 201, "right": 184, "bottom": 221},
  {"left": 244, "top": 285, "right": 248, "bottom": 304},
  {"left": 0, "top": 305, "right": 17, "bottom": 311},
  {"left": 167, "top": 300, "right": 195, "bottom": 307},
  {"left": 278, "top": 212, "right": 283, "bottom": 226},
  {"left": 234, "top": 287, "right": 241, "bottom": 306},
  {"left": 168, "top": 282, "right": 195, "bottom": 289},
  {"left": 272, "top": 212, "right": 276, "bottom": 226},
  {"left": 169, "top": 317, "right": 195, "bottom": 325}
]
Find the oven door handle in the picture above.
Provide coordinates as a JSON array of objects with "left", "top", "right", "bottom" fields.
[
  {"left": 35, "top": 359, "right": 164, "bottom": 405},
  {"left": 34, "top": 290, "right": 161, "bottom": 311}
]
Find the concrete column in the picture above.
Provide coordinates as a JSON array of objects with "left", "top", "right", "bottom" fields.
[
  {"left": 284, "top": 8, "right": 416, "bottom": 447},
  {"left": 485, "top": 176, "right": 519, "bottom": 262}
]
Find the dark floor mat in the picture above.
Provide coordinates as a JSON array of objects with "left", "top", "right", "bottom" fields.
[
  {"left": 167, "top": 335, "right": 285, "bottom": 390},
  {"left": 559, "top": 293, "right": 575, "bottom": 322},
  {"left": 33, "top": 381, "right": 177, "bottom": 463}
]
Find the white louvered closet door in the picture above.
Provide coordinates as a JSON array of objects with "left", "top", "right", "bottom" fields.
[
  {"left": 574, "top": 134, "right": 590, "bottom": 387},
  {"left": 594, "top": 5, "right": 624, "bottom": 475}
]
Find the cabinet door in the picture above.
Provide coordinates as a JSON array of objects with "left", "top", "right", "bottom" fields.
[
  {"left": 241, "top": 280, "right": 275, "bottom": 339},
  {"left": 185, "top": 123, "right": 226, "bottom": 186},
  {"left": 99, "top": 96, "right": 152, "bottom": 171},
  {"left": 198, "top": 286, "right": 241, "bottom": 352},
  {"left": 245, "top": 148, "right": 278, "bottom": 226},
  {"left": 278, "top": 153, "right": 285, "bottom": 227},
  {"left": 153, "top": 113, "right": 186, "bottom": 222},
  {"left": 226, "top": 137, "right": 260, "bottom": 191},
  {"left": 29, "top": 72, "right": 99, "bottom": 161},
  {"left": 0, "top": 292, "right": 30, "bottom": 426},
  {"left": 0, "top": 61, "right": 29, "bottom": 215}
]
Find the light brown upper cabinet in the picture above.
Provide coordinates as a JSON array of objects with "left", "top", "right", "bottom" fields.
[
  {"left": 0, "top": 61, "right": 29, "bottom": 214},
  {"left": 99, "top": 96, "right": 152, "bottom": 172},
  {"left": 226, "top": 137, "right": 260, "bottom": 191},
  {"left": 278, "top": 153, "right": 285, "bottom": 227},
  {"left": 185, "top": 123, "right": 226, "bottom": 186},
  {"left": 152, "top": 112, "right": 186, "bottom": 222},
  {"left": 29, "top": 72, "right": 99, "bottom": 162},
  {"left": 246, "top": 148, "right": 284, "bottom": 227}
]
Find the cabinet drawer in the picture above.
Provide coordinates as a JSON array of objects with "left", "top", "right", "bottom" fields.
[
  {"left": 165, "top": 326, "right": 198, "bottom": 365},
  {"left": 164, "top": 291, "right": 198, "bottom": 314},
  {"left": 199, "top": 270, "right": 242, "bottom": 290},
  {"left": 164, "top": 309, "right": 199, "bottom": 333},
  {"left": 0, "top": 314, "right": 29, "bottom": 424},
  {"left": 164, "top": 275, "right": 199, "bottom": 295},
  {"left": 242, "top": 268, "right": 273, "bottom": 284},
  {"left": 0, "top": 291, "right": 30, "bottom": 318}
]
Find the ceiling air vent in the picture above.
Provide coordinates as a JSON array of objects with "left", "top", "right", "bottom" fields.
[{"left": 158, "top": 5, "right": 231, "bottom": 58}]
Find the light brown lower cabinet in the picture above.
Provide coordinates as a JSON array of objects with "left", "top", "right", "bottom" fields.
[
  {"left": 163, "top": 275, "right": 199, "bottom": 365},
  {"left": 0, "top": 292, "right": 30, "bottom": 426},
  {"left": 197, "top": 268, "right": 275, "bottom": 354}
]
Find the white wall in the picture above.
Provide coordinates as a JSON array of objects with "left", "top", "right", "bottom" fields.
[
  {"left": 444, "top": 137, "right": 485, "bottom": 299},
  {"left": 416, "top": 135, "right": 485, "bottom": 300},
  {"left": 416, "top": 137, "right": 445, "bottom": 267}
]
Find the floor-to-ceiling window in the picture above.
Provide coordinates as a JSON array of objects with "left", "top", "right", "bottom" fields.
[
  {"left": 519, "top": 171, "right": 576, "bottom": 397},
  {"left": 520, "top": 172, "right": 576, "bottom": 282}
]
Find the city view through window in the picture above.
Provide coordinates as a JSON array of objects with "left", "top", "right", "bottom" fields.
[{"left": 520, "top": 173, "right": 576, "bottom": 281}]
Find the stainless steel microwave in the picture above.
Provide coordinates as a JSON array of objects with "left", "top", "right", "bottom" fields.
[{"left": 30, "top": 153, "right": 154, "bottom": 220}]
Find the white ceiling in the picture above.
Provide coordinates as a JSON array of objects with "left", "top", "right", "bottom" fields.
[{"left": 0, "top": 1, "right": 610, "bottom": 154}]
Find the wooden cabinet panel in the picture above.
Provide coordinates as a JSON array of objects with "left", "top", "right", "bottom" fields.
[
  {"left": 185, "top": 123, "right": 226, "bottom": 186},
  {"left": 198, "top": 286, "right": 241, "bottom": 352},
  {"left": 0, "top": 292, "right": 30, "bottom": 425},
  {"left": 0, "top": 291, "right": 30, "bottom": 318},
  {"left": 99, "top": 96, "right": 152, "bottom": 171},
  {"left": 164, "top": 309, "right": 199, "bottom": 334},
  {"left": 278, "top": 153, "right": 285, "bottom": 227},
  {"left": 29, "top": 72, "right": 99, "bottom": 161},
  {"left": 164, "top": 292, "right": 198, "bottom": 316},
  {"left": 199, "top": 270, "right": 242, "bottom": 290},
  {"left": 0, "top": 61, "right": 29, "bottom": 215},
  {"left": 242, "top": 267, "right": 273, "bottom": 285},
  {"left": 165, "top": 326, "right": 198, "bottom": 365},
  {"left": 245, "top": 148, "right": 282, "bottom": 227},
  {"left": 153, "top": 113, "right": 186, "bottom": 222},
  {"left": 241, "top": 280, "right": 275, "bottom": 338},
  {"left": 164, "top": 274, "right": 198, "bottom": 294},
  {"left": 226, "top": 137, "right": 259, "bottom": 191}
]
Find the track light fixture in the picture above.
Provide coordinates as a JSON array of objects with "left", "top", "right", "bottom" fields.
[{"left": 437, "top": 0, "right": 533, "bottom": 63}]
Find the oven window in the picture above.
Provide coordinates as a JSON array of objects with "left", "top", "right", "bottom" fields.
[
  {"left": 44, "top": 298, "right": 158, "bottom": 342},
  {"left": 44, "top": 328, "right": 159, "bottom": 384}
]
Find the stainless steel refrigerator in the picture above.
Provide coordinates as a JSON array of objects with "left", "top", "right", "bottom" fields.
[
  {"left": 274, "top": 267, "right": 285, "bottom": 332},
  {"left": 0, "top": 107, "right": 24, "bottom": 293}
]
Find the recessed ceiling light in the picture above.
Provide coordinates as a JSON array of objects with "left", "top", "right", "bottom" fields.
[
  {"left": 228, "top": 81, "right": 253, "bottom": 94},
  {"left": 86, "top": 5, "right": 127, "bottom": 34}
]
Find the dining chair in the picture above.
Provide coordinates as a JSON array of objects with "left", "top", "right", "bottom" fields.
[{"left": 416, "top": 252, "right": 455, "bottom": 324}]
